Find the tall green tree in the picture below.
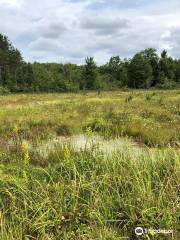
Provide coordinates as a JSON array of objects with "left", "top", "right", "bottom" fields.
[
  {"left": 1, "top": 32, "right": 180, "bottom": 92},
  {"left": 83, "top": 57, "right": 97, "bottom": 90},
  {"left": 128, "top": 53, "right": 153, "bottom": 88},
  {"left": 140, "top": 48, "right": 160, "bottom": 86},
  {"left": 159, "top": 50, "right": 175, "bottom": 84},
  {"left": 174, "top": 60, "right": 180, "bottom": 83},
  {"left": 0, "top": 33, "right": 23, "bottom": 90}
]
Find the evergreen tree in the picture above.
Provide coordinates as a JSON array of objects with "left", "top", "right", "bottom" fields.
[
  {"left": 140, "top": 48, "right": 159, "bottom": 86},
  {"left": 159, "top": 50, "right": 175, "bottom": 84},
  {"left": 0, "top": 33, "right": 23, "bottom": 91},
  {"left": 0, "top": 32, "right": 180, "bottom": 93},
  {"left": 83, "top": 57, "right": 97, "bottom": 90},
  {"left": 128, "top": 53, "right": 153, "bottom": 88}
]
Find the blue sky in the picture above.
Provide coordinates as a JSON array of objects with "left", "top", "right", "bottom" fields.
[
  {"left": 87, "top": 0, "right": 152, "bottom": 10},
  {"left": 0, "top": 0, "right": 180, "bottom": 64}
]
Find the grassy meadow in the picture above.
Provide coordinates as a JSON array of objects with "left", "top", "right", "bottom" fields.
[{"left": 0, "top": 90, "right": 180, "bottom": 239}]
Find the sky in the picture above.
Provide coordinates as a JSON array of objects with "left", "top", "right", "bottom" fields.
[{"left": 1, "top": 0, "right": 180, "bottom": 64}]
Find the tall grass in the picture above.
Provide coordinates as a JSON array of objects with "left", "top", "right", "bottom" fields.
[
  {"left": 0, "top": 90, "right": 179, "bottom": 239},
  {"left": 0, "top": 142, "right": 179, "bottom": 239},
  {"left": 0, "top": 90, "right": 179, "bottom": 147}
]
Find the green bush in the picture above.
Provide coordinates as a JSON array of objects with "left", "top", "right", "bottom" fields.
[{"left": 0, "top": 86, "right": 10, "bottom": 95}]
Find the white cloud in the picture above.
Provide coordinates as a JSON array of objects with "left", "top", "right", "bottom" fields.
[
  {"left": 0, "top": 0, "right": 180, "bottom": 63},
  {"left": 0, "top": 0, "right": 22, "bottom": 7}
]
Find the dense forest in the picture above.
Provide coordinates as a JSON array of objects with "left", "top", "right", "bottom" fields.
[{"left": 0, "top": 33, "right": 180, "bottom": 93}]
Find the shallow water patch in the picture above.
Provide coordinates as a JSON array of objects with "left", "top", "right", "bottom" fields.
[{"left": 34, "top": 134, "right": 145, "bottom": 158}]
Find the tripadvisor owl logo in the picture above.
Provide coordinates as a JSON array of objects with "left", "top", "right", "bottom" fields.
[
  {"left": 134, "top": 227, "right": 173, "bottom": 236},
  {"left": 135, "top": 227, "right": 144, "bottom": 236}
]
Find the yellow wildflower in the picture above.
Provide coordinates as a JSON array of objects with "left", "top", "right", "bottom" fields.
[
  {"left": 13, "top": 126, "right": 19, "bottom": 135},
  {"left": 22, "top": 170, "right": 28, "bottom": 183},
  {"left": 64, "top": 144, "right": 70, "bottom": 160},
  {"left": 86, "top": 126, "right": 93, "bottom": 137},
  {"left": 21, "top": 142, "right": 30, "bottom": 165},
  {"left": 21, "top": 143, "right": 30, "bottom": 183}
]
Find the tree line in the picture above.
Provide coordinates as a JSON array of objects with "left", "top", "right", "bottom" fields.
[{"left": 0, "top": 33, "right": 180, "bottom": 93}]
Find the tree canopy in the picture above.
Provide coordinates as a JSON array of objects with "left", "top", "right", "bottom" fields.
[{"left": 0, "top": 33, "right": 179, "bottom": 93}]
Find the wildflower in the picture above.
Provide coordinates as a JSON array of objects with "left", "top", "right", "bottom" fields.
[
  {"left": 21, "top": 143, "right": 30, "bottom": 165},
  {"left": 13, "top": 125, "right": 19, "bottom": 135},
  {"left": 64, "top": 144, "right": 70, "bottom": 160},
  {"left": 22, "top": 170, "right": 28, "bottom": 183},
  {"left": 21, "top": 142, "right": 30, "bottom": 183},
  {"left": 21, "top": 142, "right": 28, "bottom": 153},
  {"left": 86, "top": 126, "right": 93, "bottom": 137}
]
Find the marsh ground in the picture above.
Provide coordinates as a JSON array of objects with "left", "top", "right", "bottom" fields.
[{"left": 0, "top": 90, "right": 179, "bottom": 239}]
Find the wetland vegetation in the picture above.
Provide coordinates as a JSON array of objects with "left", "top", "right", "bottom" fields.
[{"left": 0, "top": 90, "right": 179, "bottom": 239}]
